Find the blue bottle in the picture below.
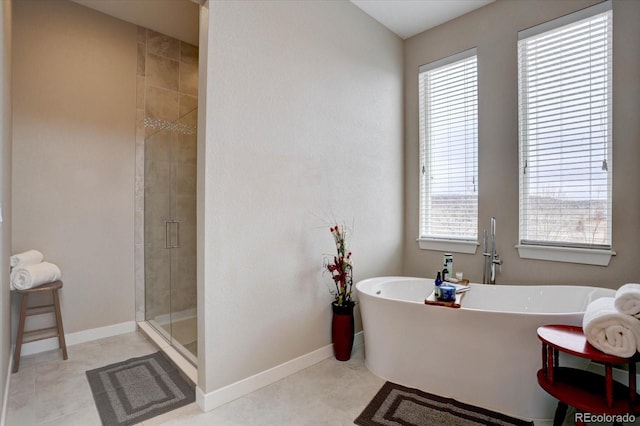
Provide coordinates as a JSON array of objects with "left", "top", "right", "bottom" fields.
[{"left": 434, "top": 272, "right": 442, "bottom": 299}]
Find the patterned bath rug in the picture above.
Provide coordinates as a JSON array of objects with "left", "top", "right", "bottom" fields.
[
  {"left": 86, "top": 352, "right": 194, "bottom": 426},
  {"left": 355, "top": 381, "right": 534, "bottom": 426}
]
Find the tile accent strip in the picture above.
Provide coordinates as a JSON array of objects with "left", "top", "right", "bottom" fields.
[{"left": 143, "top": 117, "right": 196, "bottom": 135}]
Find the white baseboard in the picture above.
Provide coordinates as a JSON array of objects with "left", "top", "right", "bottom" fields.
[
  {"left": 19, "top": 321, "right": 137, "bottom": 357},
  {"left": 0, "top": 347, "right": 13, "bottom": 426},
  {"left": 196, "top": 331, "right": 364, "bottom": 412}
]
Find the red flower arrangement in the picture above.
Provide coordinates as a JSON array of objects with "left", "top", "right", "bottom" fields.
[{"left": 325, "top": 225, "right": 354, "bottom": 307}]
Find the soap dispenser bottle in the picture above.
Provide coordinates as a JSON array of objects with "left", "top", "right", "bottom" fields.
[{"left": 434, "top": 272, "right": 442, "bottom": 299}]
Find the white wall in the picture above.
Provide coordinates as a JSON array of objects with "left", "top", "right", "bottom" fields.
[
  {"left": 200, "top": 0, "right": 403, "bottom": 393},
  {"left": 0, "top": 0, "right": 12, "bottom": 418},
  {"left": 12, "top": 0, "right": 137, "bottom": 333},
  {"left": 403, "top": 0, "right": 640, "bottom": 287}
]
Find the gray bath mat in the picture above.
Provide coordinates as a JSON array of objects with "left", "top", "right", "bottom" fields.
[
  {"left": 355, "top": 381, "right": 534, "bottom": 426},
  {"left": 86, "top": 352, "right": 194, "bottom": 426}
]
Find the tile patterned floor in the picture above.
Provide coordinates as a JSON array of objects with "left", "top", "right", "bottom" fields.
[
  {"left": 6, "top": 331, "right": 384, "bottom": 425},
  {"left": 9, "top": 332, "right": 608, "bottom": 426}
]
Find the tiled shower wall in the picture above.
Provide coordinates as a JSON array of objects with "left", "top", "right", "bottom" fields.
[{"left": 135, "top": 27, "right": 198, "bottom": 323}]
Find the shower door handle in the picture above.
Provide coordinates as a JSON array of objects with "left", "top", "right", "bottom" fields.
[
  {"left": 164, "top": 220, "right": 181, "bottom": 249},
  {"left": 165, "top": 221, "right": 170, "bottom": 249},
  {"left": 173, "top": 221, "right": 181, "bottom": 249}
]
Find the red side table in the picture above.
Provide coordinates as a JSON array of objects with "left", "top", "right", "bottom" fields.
[{"left": 537, "top": 325, "right": 640, "bottom": 426}]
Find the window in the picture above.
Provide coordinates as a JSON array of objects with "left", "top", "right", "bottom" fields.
[
  {"left": 418, "top": 48, "right": 478, "bottom": 254},
  {"left": 517, "top": 1, "right": 613, "bottom": 265}
]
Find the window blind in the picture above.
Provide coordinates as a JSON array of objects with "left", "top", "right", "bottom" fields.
[
  {"left": 518, "top": 2, "right": 612, "bottom": 249},
  {"left": 419, "top": 48, "right": 478, "bottom": 241}
]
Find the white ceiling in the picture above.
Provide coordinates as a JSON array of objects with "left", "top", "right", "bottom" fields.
[
  {"left": 350, "top": 0, "right": 495, "bottom": 39},
  {"left": 71, "top": 0, "right": 494, "bottom": 46},
  {"left": 71, "top": 0, "right": 200, "bottom": 45}
]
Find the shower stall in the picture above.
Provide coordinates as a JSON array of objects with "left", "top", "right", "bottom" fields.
[{"left": 144, "top": 108, "right": 198, "bottom": 365}]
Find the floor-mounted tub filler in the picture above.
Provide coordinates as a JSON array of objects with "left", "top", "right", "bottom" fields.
[{"left": 356, "top": 276, "right": 615, "bottom": 423}]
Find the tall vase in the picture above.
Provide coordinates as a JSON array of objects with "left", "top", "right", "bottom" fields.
[{"left": 331, "top": 302, "right": 355, "bottom": 361}]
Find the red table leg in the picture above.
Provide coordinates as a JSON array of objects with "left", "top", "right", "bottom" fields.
[
  {"left": 553, "top": 402, "right": 568, "bottom": 426},
  {"left": 630, "top": 361, "right": 637, "bottom": 404},
  {"left": 605, "top": 363, "right": 614, "bottom": 408},
  {"left": 547, "top": 346, "right": 555, "bottom": 383}
]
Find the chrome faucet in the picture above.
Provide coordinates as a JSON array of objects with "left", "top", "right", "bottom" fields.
[{"left": 482, "top": 217, "right": 502, "bottom": 284}]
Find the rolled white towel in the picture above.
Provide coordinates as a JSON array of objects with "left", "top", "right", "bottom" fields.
[
  {"left": 10, "top": 262, "right": 61, "bottom": 291},
  {"left": 10, "top": 250, "right": 44, "bottom": 268},
  {"left": 583, "top": 297, "right": 640, "bottom": 358},
  {"left": 615, "top": 283, "right": 640, "bottom": 318}
]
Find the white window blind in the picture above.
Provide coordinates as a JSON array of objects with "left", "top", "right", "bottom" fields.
[
  {"left": 518, "top": 1, "right": 612, "bottom": 250},
  {"left": 419, "top": 49, "right": 478, "bottom": 242}
]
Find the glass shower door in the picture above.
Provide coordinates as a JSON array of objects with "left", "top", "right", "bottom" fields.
[
  {"left": 144, "top": 108, "right": 197, "bottom": 364},
  {"left": 168, "top": 108, "right": 197, "bottom": 361}
]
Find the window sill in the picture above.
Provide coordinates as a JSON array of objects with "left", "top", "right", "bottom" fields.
[
  {"left": 417, "top": 238, "right": 479, "bottom": 254},
  {"left": 515, "top": 244, "right": 615, "bottom": 266}
]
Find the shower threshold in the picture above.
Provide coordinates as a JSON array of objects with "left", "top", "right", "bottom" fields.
[{"left": 138, "top": 321, "right": 197, "bottom": 384}]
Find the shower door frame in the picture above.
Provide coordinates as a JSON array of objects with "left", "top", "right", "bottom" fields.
[{"left": 142, "top": 107, "right": 198, "bottom": 367}]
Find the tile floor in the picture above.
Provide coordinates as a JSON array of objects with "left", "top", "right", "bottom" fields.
[
  {"left": 6, "top": 331, "right": 384, "bottom": 425},
  {"left": 8, "top": 331, "right": 623, "bottom": 426}
]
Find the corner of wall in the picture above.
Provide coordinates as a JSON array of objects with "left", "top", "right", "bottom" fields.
[
  {"left": 0, "top": 0, "right": 12, "bottom": 422},
  {"left": 0, "top": 348, "right": 13, "bottom": 425}
]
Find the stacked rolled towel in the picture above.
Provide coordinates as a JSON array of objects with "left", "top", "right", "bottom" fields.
[
  {"left": 10, "top": 262, "right": 62, "bottom": 291},
  {"left": 614, "top": 283, "right": 640, "bottom": 318},
  {"left": 583, "top": 297, "right": 640, "bottom": 358},
  {"left": 10, "top": 249, "right": 44, "bottom": 268},
  {"left": 10, "top": 250, "right": 62, "bottom": 291}
]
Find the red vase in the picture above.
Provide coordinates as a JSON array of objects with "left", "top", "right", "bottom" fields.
[{"left": 331, "top": 302, "right": 355, "bottom": 361}]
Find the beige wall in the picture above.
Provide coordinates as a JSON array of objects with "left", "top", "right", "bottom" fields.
[
  {"left": 1, "top": 0, "right": 12, "bottom": 416},
  {"left": 12, "top": 0, "right": 137, "bottom": 333},
  {"left": 403, "top": 0, "right": 640, "bottom": 287},
  {"left": 201, "top": 0, "right": 403, "bottom": 391}
]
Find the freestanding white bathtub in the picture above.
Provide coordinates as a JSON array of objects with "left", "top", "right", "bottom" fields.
[{"left": 356, "top": 276, "right": 615, "bottom": 423}]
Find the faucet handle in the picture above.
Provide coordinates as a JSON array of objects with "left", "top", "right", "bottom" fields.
[{"left": 493, "top": 254, "right": 503, "bottom": 273}]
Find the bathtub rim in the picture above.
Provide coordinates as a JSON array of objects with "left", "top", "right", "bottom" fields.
[{"left": 355, "top": 275, "right": 615, "bottom": 316}]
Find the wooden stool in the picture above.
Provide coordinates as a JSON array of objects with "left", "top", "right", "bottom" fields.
[{"left": 12, "top": 280, "right": 68, "bottom": 373}]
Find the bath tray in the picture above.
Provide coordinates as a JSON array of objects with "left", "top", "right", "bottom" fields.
[
  {"left": 424, "top": 284, "right": 468, "bottom": 308},
  {"left": 424, "top": 298, "right": 461, "bottom": 308}
]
